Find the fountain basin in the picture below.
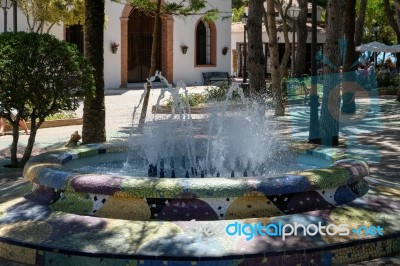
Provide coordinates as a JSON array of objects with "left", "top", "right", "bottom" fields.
[{"left": 23, "top": 143, "right": 370, "bottom": 221}]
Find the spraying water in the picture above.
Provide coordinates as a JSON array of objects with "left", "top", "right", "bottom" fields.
[{"left": 123, "top": 71, "right": 295, "bottom": 178}]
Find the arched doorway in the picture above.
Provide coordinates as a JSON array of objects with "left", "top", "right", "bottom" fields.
[
  {"left": 120, "top": 5, "right": 173, "bottom": 87},
  {"left": 127, "top": 9, "right": 162, "bottom": 82}
]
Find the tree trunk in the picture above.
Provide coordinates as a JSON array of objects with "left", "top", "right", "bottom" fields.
[
  {"left": 294, "top": 0, "right": 308, "bottom": 77},
  {"left": 397, "top": 86, "right": 400, "bottom": 101},
  {"left": 20, "top": 117, "right": 43, "bottom": 167},
  {"left": 354, "top": 0, "right": 367, "bottom": 47},
  {"left": 138, "top": 0, "right": 162, "bottom": 128},
  {"left": 341, "top": 0, "right": 357, "bottom": 114},
  {"left": 265, "top": 0, "right": 285, "bottom": 116},
  {"left": 320, "top": 0, "right": 345, "bottom": 146},
  {"left": 247, "top": 0, "right": 265, "bottom": 100},
  {"left": 10, "top": 118, "right": 20, "bottom": 167},
  {"left": 82, "top": 0, "right": 106, "bottom": 144},
  {"left": 384, "top": 0, "right": 400, "bottom": 68},
  {"left": 276, "top": 3, "right": 291, "bottom": 79}
]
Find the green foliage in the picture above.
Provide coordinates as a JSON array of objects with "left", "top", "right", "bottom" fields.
[
  {"left": 232, "top": 6, "right": 244, "bottom": 23},
  {"left": 205, "top": 82, "right": 241, "bottom": 102},
  {"left": 0, "top": 32, "right": 94, "bottom": 166},
  {"left": 286, "top": 75, "right": 312, "bottom": 97},
  {"left": 166, "top": 93, "right": 206, "bottom": 107},
  {"left": 0, "top": 32, "right": 94, "bottom": 124},
  {"left": 125, "top": 0, "right": 221, "bottom": 20},
  {"left": 166, "top": 82, "right": 247, "bottom": 107},
  {"left": 19, "top": 0, "right": 85, "bottom": 33},
  {"left": 46, "top": 111, "right": 76, "bottom": 121},
  {"left": 232, "top": 0, "right": 245, "bottom": 9},
  {"left": 316, "top": 0, "right": 328, "bottom": 8},
  {"left": 377, "top": 73, "right": 400, "bottom": 88},
  {"left": 360, "top": 0, "right": 396, "bottom": 44}
]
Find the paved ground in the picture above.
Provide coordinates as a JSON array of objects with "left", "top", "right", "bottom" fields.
[{"left": 0, "top": 85, "right": 399, "bottom": 265}]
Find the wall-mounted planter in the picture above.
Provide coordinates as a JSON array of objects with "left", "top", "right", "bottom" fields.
[
  {"left": 181, "top": 45, "right": 188, "bottom": 54},
  {"left": 111, "top": 42, "right": 119, "bottom": 54}
]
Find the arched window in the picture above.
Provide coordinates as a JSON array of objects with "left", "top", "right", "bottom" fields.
[{"left": 196, "top": 19, "right": 215, "bottom": 66}]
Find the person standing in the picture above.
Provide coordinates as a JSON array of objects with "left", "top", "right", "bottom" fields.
[
  {"left": 10, "top": 109, "right": 30, "bottom": 134},
  {"left": 368, "top": 62, "right": 375, "bottom": 76},
  {"left": 0, "top": 109, "right": 30, "bottom": 135}
]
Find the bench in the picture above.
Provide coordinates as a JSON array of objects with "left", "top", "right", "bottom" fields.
[{"left": 202, "top": 72, "right": 232, "bottom": 85}]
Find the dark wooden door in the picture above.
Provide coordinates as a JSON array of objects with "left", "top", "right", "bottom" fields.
[{"left": 128, "top": 9, "right": 161, "bottom": 83}]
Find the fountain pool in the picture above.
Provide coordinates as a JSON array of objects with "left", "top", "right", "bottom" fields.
[
  {"left": 23, "top": 74, "right": 370, "bottom": 221},
  {"left": 2, "top": 73, "right": 379, "bottom": 265},
  {"left": 23, "top": 141, "right": 369, "bottom": 221}
]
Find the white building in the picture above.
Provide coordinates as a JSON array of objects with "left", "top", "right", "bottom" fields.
[{"left": 0, "top": 0, "right": 232, "bottom": 88}]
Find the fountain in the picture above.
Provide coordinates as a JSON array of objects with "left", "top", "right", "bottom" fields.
[
  {"left": 1, "top": 72, "right": 395, "bottom": 266},
  {"left": 19, "top": 72, "right": 368, "bottom": 221}
]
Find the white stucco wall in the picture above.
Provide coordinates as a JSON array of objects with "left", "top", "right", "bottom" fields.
[
  {"left": 1, "top": 0, "right": 231, "bottom": 88},
  {"left": 173, "top": 0, "right": 232, "bottom": 85},
  {"left": 104, "top": 1, "right": 124, "bottom": 89}
]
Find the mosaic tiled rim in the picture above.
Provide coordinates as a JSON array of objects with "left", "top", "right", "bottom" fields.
[
  {"left": 0, "top": 228, "right": 399, "bottom": 263},
  {"left": 23, "top": 142, "right": 370, "bottom": 198},
  {"left": 1, "top": 143, "right": 392, "bottom": 265}
]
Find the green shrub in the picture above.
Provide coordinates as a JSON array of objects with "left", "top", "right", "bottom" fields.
[
  {"left": 204, "top": 82, "right": 241, "bottom": 102},
  {"left": 0, "top": 32, "right": 94, "bottom": 167},
  {"left": 46, "top": 111, "right": 77, "bottom": 121},
  {"left": 377, "top": 73, "right": 400, "bottom": 88},
  {"left": 285, "top": 75, "right": 311, "bottom": 97},
  {"left": 166, "top": 93, "right": 206, "bottom": 107}
]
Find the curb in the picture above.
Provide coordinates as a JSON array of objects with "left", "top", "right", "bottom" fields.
[{"left": 3, "top": 118, "right": 82, "bottom": 132}]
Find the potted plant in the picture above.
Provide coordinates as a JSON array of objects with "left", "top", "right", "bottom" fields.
[{"left": 111, "top": 42, "right": 119, "bottom": 54}]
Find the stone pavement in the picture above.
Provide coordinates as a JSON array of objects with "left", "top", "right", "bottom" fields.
[{"left": 0, "top": 86, "right": 399, "bottom": 265}]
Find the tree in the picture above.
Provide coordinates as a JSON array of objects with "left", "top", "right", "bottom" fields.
[
  {"left": 341, "top": 0, "right": 357, "bottom": 114},
  {"left": 383, "top": 0, "right": 400, "bottom": 67},
  {"left": 397, "top": 85, "right": 400, "bottom": 101},
  {"left": 247, "top": 0, "right": 265, "bottom": 99},
  {"left": 125, "top": 0, "right": 221, "bottom": 128},
  {"left": 294, "top": 0, "right": 308, "bottom": 77},
  {"left": 0, "top": 32, "right": 94, "bottom": 167},
  {"left": 362, "top": 0, "right": 396, "bottom": 45},
  {"left": 232, "top": 0, "right": 244, "bottom": 9},
  {"left": 319, "top": 0, "right": 345, "bottom": 146},
  {"left": 354, "top": 0, "right": 368, "bottom": 47},
  {"left": 264, "top": 0, "right": 294, "bottom": 116},
  {"left": 232, "top": 5, "right": 244, "bottom": 23},
  {"left": 82, "top": 0, "right": 106, "bottom": 144},
  {"left": 231, "top": 0, "right": 246, "bottom": 23},
  {"left": 18, "top": 0, "right": 85, "bottom": 33}
]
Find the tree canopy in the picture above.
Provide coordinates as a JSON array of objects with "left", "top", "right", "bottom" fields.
[
  {"left": 0, "top": 32, "right": 94, "bottom": 167},
  {"left": 18, "top": 0, "right": 85, "bottom": 33},
  {"left": 123, "top": 0, "right": 222, "bottom": 20}
]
